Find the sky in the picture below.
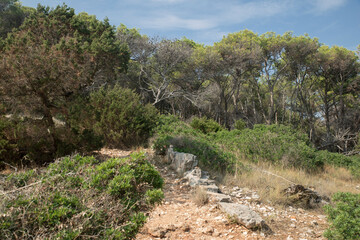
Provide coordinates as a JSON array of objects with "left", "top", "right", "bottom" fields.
[{"left": 20, "top": 0, "right": 360, "bottom": 50}]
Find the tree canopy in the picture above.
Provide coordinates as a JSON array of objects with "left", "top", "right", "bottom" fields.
[{"left": 1, "top": 4, "right": 129, "bottom": 152}]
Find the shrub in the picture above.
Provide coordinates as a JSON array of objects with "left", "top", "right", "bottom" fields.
[
  {"left": 0, "top": 152, "right": 164, "bottom": 239},
  {"left": 190, "top": 117, "right": 223, "bottom": 134},
  {"left": 234, "top": 119, "right": 246, "bottom": 131},
  {"left": 6, "top": 169, "right": 37, "bottom": 188},
  {"left": 214, "top": 124, "right": 323, "bottom": 172},
  {"left": 192, "top": 187, "right": 209, "bottom": 206},
  {"left": 0, "top": 117, "right": 18, "bottom": 166},
  {"left": 145, "top": 189, "right": 164, "bottom": 205},
  {"left": 324, "top": 192, "right": 360, "bottom": 239},
  {"left": 73, "top": 85, "right": 159, "bottom": 148},
  {"left": 0, "top": 115, "right": 103, "bottom": 168},
  {"left": 152, "top": 117, "right": 241, "bottom": 172}
]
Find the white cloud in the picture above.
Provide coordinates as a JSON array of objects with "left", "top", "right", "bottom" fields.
[
  {"left": 141, "top": 14, "right": 216, "bottom": 30},
  {"left": 223, "top": 0, "right": 291, "bottom": 24},
  {"left": 309, "top": 0, "right": 347, "bottom": 13},
  {"left": 137, "top": 0, "right": 292, "bottom": 31}
]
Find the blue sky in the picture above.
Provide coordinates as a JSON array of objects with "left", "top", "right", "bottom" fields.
[{"left": 20, "top": 0, "right": 360, "bottom": 50}]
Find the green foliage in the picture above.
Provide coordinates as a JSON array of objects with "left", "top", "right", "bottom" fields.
[
  {"left": 72, "top": 85, "right": 159, "bottom": 148},
  {"left": 0, "top": 0, "right": 33, "bottom": 39},
  {"left": 154, "top": 117, "right": 360, "bottom": 175},
  {"left": 1, "top": 3, "right": 129, "bottom": 165},
  {"left": 6, "top": 169, "right": 36, "bottom": 187},
  {"left": 214, "top": 124, "right": 323, "bottom": 171},
  {"left": 190, "top": 117, "right": 224, "bottom": 134},
  {"left": 90, "top": 152, "right": 163, "bottom": 202},
  {"left": 38, "top": 192, "right": 81, "bottom": 227},
  {"left": 153, "top": 117, "right": 239, "bottom": 172},
  {"left": 324, "top": 192, "right": 360, "bottom": 240},
  {"left": 234, "top": 119, "right": 246, "bottom": 131},
  {"left": 145, "top": 189, "right": 164, "bottom": 205},
  {"left": 315, "top": 151, "right": 360, "bottom": 178},
  {"left": 1, "top": 153, "right": 163, "bottom": 239}
]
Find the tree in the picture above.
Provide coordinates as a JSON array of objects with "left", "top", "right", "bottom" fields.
[
  {"left": 317, "top": 46, "right": 359, "bottom": 152},
  {"left": 204, "top": 30, "right": 261, "bottom": 127},
  {"left": 1, "top": 4, "right": 129, "bottom": 154},
  {"left": 118, "top": 29, "right": 193, "bottom": 106},
  {"left": 283, "top": 34, "right": 320, "bottom": 140},
  {"left": 258, "top": 32, "right": 288, "bottom": 124},
  {"left": 0, "top": 0, "right": 33, "bottom": 38}
]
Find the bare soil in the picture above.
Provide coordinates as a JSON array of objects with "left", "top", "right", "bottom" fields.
[{"left": 133, "top": 151, "right": 329, "bottom": 240}]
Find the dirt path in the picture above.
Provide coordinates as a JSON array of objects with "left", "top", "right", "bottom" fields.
[{"left": 99, "top": 149, "right": 328, "bottom": 240}]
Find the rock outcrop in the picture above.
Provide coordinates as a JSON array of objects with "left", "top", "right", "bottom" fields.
[
  {"left": 167, "top": 145, "right": 198, "bottom": 175},
  {"left": 218, "top": 202, "right": 267, "bottom": 230},
  {"left": 166, "top": 146, "right": 271, "bottom": 233}
]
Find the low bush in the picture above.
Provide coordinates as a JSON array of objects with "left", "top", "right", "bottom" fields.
[
  {"left": 315, "top": 150, "right": 360, "bottom": 178},
  {"left": 214, "top": 124, "right": 323, "bottom": 172},
  {"left": 70, "top": 85, "right": 159, "bottom": 148},
  {"left": 0, "top": 152, "right": 163, "bottom": 239},
  {"left": 192, "top": 187, "right": 209, "bottom": 206},
  {"left": 90, "top": 85, "right": 159, "bottom": 147},
  {"left": 233, "top": 119, "right": 246, "bottom": 131},
  {"left": 153, "top": 117, "right": 358, "bottom": 176},
  {"left": 190, "top": 117, "right": 224, "bottom": 134},
  {"left": 152, "top": 116, "right": 238, "bottom": 172},
  {"left": 324, "top": 192, "right": 360, "bottom": 240}
]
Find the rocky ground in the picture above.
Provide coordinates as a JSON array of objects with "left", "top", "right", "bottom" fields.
[
  {"left": 136, "top": 160, "right": 329, "bottom": 240},
  {"left": 1, "top": 148, "right": 329, "bottom": 240}
]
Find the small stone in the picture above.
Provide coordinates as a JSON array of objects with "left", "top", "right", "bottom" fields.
[
  {"left": 148, "top": 227, "right": 167, "bottom": 238},
  {"left": 181, "top": 224, "right": 191, "bottom": 232},
  {"left": 213, "top": 230, "right": 221, "bottom": 237},
  {"left": 311, "top": 220, "right": 318, "bottom": 226},
  {"left": 290, "top": 224, "right": 296, "bottom": 228},
  {"left": 200, "top": 226, "right": 214, "bottom": 235}
]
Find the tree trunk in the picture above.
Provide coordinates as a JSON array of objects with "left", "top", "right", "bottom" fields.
[{"left": 38, "top": 91, "right": 59, "bottom": 153}]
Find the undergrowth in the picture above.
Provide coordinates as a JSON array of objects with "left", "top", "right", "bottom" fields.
[
  {"left": 324, "top": 192, "right": 360, "bottom": 240},
  {"left": 153, "top": 116, "right": 360, "bottom": 177},
  {"left": 0, "top": 152, "right": 163, "bottom": 239}
]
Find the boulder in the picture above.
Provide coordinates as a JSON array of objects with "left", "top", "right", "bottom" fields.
[
  {"left": 167, "top": 146, "right": 198, "bottom": 175},
  {"left": 184, "top": 167, "right": 214, "bottom": 187},
  {"left": 218, "top": 202, "right": 268, "bottom": 231},
  {"left": 201, "top": 184, "right": 220, "bottom": 193},
  {"left": 207, "top": 192, "right": 232, "bottom": 203}
]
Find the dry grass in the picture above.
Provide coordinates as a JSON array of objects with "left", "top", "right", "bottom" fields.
[
  {"left": 223, "top": 160, "right": 360, "bottom": 207},
  {"left": 192, "top": 187, "right": 209, "bottom": 206}
]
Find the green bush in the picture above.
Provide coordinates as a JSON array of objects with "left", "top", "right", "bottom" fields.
[
  {"left": 153, "top": 117, "right": 240, "bottom": 172},
  {"left": 145, "top": 189, "right": 164, "bottom": 205},
  {"left": 72, "top": 85, "right": 159, "bottom": 148},
  {"left": 190, "top": 117, "right": 224, "bottom": 134},
  {"left": 0, "top": 152, "right": 164, "bottom": 239},
  {"left": 0, "top": 114, "right": 103, "bottom": 168},
  {"left": 234, "top": 119, "right": 246, "bottom": 130},
  {"left": 324, "top": 192, "right": 360, "bottom": 240},
  {"left": 7, "top": 169, "right": 36, "bottom": 187},
  {"left": 153, "top": 118, "right": 358, "bottom": 175},
  {"left": 315, "top": 151, "right": 360, "bottom": 178},
  {"left": 213, "top": 124, "right": 323, "bottom": 172}
]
